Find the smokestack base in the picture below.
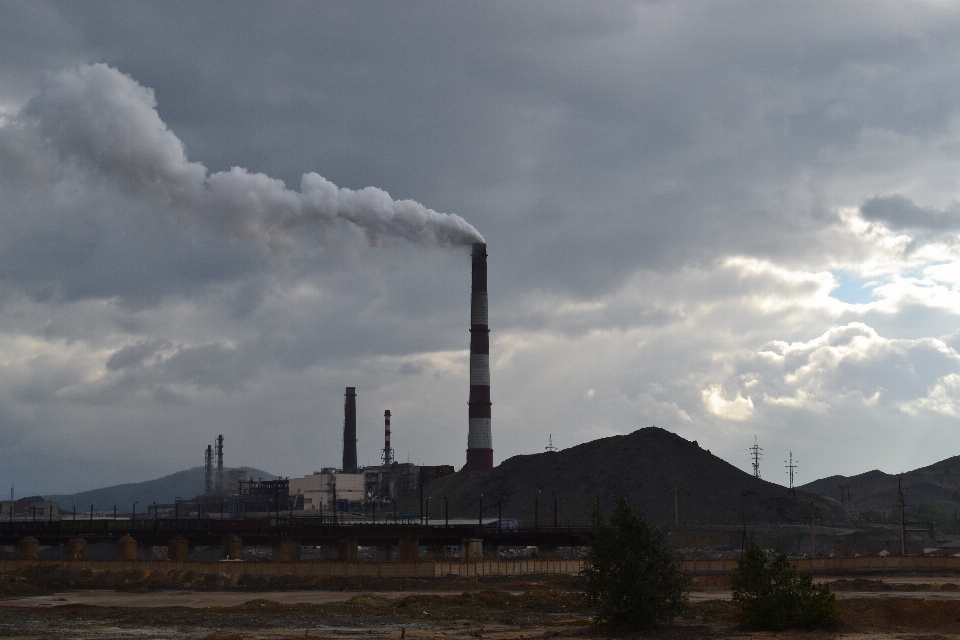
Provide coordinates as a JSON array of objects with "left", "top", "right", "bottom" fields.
[{"left": 463, "top": 448, "right": 493, "bottom": 472}]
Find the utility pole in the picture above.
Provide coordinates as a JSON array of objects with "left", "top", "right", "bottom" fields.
[
  {"left": 785, "top": 451, "right": 797, "bottom": 499},
  {"left": 740, "top": 514, "right": 747, "bottom": 557},
  {"left": 811, "top": 502, "right": 816, "bottom": 556},
  {"left": 749, "top": 437, "right": 763, "bottom": 478},
  {"left": 898, "top": 478, "right": 906, "bottom": 556},
  {"left": 673, "top": 485, "right": 680, "bottom": 527}
]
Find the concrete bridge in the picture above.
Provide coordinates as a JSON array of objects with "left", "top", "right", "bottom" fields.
[{"left": 2, "top": 518, "right": 595, "bottom": 562}]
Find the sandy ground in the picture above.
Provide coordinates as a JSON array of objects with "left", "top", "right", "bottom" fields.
[
  {"left": 4, "top": 583, "right": 960, "bottom": 608},
  {"left": 0, "top": 590, "right": 478, "bottom": 608},
  {"left": 1, "top": 569, "right": 959, "bottom": 639}
]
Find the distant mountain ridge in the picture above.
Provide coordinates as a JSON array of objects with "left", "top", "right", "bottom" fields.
[
  {"left": 799, "top": 455, "right": 960, "bottom": 514},
  {"left": 44, "top": 466, "right": 277, "bottom": 512}
]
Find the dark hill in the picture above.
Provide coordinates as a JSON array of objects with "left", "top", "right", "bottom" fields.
[
  {"left": 799, "top": 456, "right": 960, "bottom": 514},
  {"left": 406, "top": 427, "right": 850, "bottom": 527},
  {"left": 44, "top": 466, "right": 277, "bottom": 512}
]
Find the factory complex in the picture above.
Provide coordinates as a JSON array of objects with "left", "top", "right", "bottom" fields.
[{"left": 186, "top": 243, "right": 492, "bottom": 520}]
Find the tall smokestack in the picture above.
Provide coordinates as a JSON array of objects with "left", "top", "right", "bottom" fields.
[
  {"left": 215, "top": 435, "right": 224, "bottom": 494},
  {"left": 383, "top": 409, "right": 394, "bottom": 466},
  {"left": 204, "top": 444, "right": 213, "bottom": 496},
  {"left": 465, "top": 242, "right": 493, "bottom": 471},
  {"left": 343, "top": 387, "right": 358, "bottom": 473}
]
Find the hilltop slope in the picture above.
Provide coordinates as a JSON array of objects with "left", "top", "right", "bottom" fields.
[
  {"left": 44, "top": 466, "right": 277, "bottom": 512},
  {"left": 799, "top": 455, "right": 960, "bottom": 514},
  {"left": 406, "top": 427, "right": 850, "bottom": 526}
]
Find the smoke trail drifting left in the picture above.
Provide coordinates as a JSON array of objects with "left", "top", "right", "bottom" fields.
[{"left": 5, "top": 64, "right": 484, "bottom": 255}]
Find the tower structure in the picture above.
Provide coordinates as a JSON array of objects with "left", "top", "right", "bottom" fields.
[
  {"left": 749, "top": 436, "right": 763, "bottom": 478},
  {"left": 204, "top": 444, "right": 213, "bottom": 496},
  {"left": 785, "top": 450, "right": 797, "bottom": 499},
  {"left": 465, "top": 242, "right": 493, "bottom": 471},
  {"left": 382, "top": 409, "right": 394, "bottom": 466},
  {"left": 343, "top": 387, "right": 358, "bottom": 473},
  {"left": 215, "top": 435, "right": 224, "bottom": 495}
]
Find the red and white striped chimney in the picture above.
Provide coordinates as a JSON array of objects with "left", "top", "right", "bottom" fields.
[{"left": 465, "top": 242, "right": 493, "bottom": 471}]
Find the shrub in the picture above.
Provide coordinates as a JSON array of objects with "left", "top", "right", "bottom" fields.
[
  {"left": 582, "top": 496, "right": 690, "bottom": 630},
  {"left": 731, "top": 540, "right": 838, "bottom": 630}
]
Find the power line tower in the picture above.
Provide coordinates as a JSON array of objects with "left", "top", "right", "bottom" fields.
[
  {"left": 785, "top": 451, "right": 797, "bottom": 499},
  {"left": 749, "top": 436, "right": 763, "bottom": 478},
  {"left": 839, "top": 484, "right": 850, "bottom": 504},
  {"left": 545, "top": 434, "right": 557, "bottom": 452}
]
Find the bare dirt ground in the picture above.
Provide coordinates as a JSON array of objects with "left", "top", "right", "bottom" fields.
[{"left": 0, "top": 568, "right": 958, "bottom": 639}]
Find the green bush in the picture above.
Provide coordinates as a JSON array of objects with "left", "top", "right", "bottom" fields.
[
  {"left": 731, "top": 540, "right": 838, "bottom": 630},
  {"left": 582, "top": 496, "right": 690, "bottom": 630}
]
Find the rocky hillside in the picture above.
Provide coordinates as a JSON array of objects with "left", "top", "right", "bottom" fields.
[
  {"left": 404, "top": 427, "right": 852, "bottom": 527},
  {"left": 799, "top": 455, "right": 960, "bottom": 515}
]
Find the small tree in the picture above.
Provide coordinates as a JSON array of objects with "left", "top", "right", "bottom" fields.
[
  {"left": 732, "top": 540, "right": 838, "bottom": 630},
  {"left": 582, "top": 496, "right": 690, "bottom": 630}
]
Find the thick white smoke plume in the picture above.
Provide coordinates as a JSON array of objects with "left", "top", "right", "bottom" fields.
[{"left": 10, "top": 63, "right": 484, "bottom": 250}]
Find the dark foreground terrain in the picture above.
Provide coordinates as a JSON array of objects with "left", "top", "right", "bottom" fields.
[{"left": 0, "top": 566, "right": 959, "bottom": 639}]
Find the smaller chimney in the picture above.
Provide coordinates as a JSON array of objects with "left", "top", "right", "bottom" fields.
[
  {"left": 382, "top": 409, "right": 394, "bottom": 466},
  {"left": 343, "top": 387, "right": 358, "bottom": 473},
  {"left": 204, "top": 444, "right": 213, "bottom": 496},
  {"left": 215, "top": 435, "right": 224, "bottom": 494}
]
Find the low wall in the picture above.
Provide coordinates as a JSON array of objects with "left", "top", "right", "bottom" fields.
[
  {"left": 1, "top": 555, "right": 956, "bottom": 577},
  {"left": 0, "top": 558, "right": 580, "bottom": 578}
]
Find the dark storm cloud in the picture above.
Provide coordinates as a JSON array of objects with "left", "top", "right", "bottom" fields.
[
  {"left": 861, "top": 195, "right": 960, "bottom": 231},
  {"left": 5, "top": 2, "right": 959, "bottom": 300},
  {"left": 3, "top": 2, "right": 960, "bottom": 493}
]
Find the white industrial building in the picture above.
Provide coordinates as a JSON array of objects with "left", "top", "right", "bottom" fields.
[{"left": 288, "top": 472, "right": 364, "bottom": 511}]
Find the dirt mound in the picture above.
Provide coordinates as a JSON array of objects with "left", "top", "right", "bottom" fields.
[
  {"left": 406, "top": 427, "right": 849, "bottom": 527},
  {"left": 203, "top": 633, "right": 254, "bottom": 640},
  {"left": 839, "top": 598, "right": 960, "bottom": 631},
  {"left": 1, "top": 564, "right": 587, "bottom": 595}
]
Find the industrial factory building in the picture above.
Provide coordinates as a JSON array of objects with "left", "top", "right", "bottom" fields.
[
  {"left": 288, "top": 471, "right": 364, "bottom": 511},
  {"left": 188, "top": 246, "right": 487, "bottom": 516},
  {"left": 285, "top": 387, "right": 454, "bottom": 514}
]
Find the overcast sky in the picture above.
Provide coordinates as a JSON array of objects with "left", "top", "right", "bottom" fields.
[{"left": 2, "top": 1, "right": 959, "bottom": 496}]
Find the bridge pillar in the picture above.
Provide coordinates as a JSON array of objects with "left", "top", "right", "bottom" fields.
[
  {"left": 222, "top": 535, "right": 243, "bottom": 560},
  {"left": 461, "top": 538, "right": 483, "bottom": 561},
  {"left": 397, "top": 538, "right": 419, "bottom": 562},
  {"left": 116, "top": 535, "right": 138, "bottom": 561},
  {"left": 18, "top": 537, "right": 39, "bottom": 560},
  {"left": 375, "top": 544, "right": 392, "bottom": 561},
  {"left": 66, "top": 538, "right": 88, "bottom": 560},
  {"left": 337, "top": 538, "right": 359, "bottom": 561},
  {"left": 276, "top": 538, "right": 301, "bottom": 561},
  {"left": 537, "top": 545, "right": 557, "bottom": 559},
  {"left": 168, "top": 536, "right": 189, "bottom": 562}
]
